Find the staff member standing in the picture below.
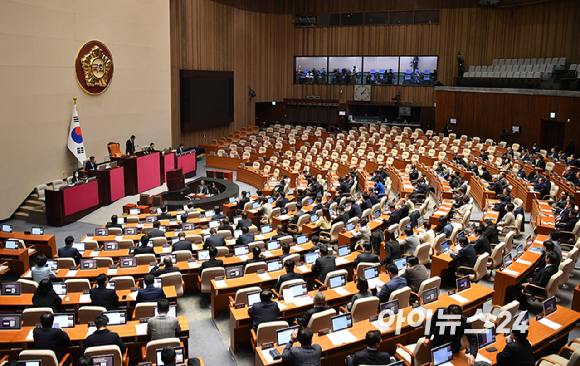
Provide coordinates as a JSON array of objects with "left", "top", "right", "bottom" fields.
[
  {"left": 85, "top": 156, "right": 97, "bottom": 171},
  {"left": 126, "top": 135, "right": 136, "bottom": 155}
]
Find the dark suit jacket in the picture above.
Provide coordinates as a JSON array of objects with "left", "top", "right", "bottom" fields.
[
  {"left": 248, "top": 300, "right": 280, "bottom": 331},
  {"left": 333, "top": 212, "right": 350, "bottom": 225},
  {"left": 218, "top": 224, "right": 235, "bottom": 236},
  {"left": 172, "top": 240, "right": 192, "bottom": 252},
  {"left": 312, "top": 255, "right": 337, "bottom": 283},
  {"left": 282, "top": 342, "right": 322, "bottom": 365},
  {"left": 384, "top": 210, "right": 402, "bottom": 226},
  {"left": 211, "top": 213, "right": 226, "bottom": 221},
  {"left": 125, "top": 139, "right": 135, "bottom": 155},
  {"left": 451, "top": 244, "right": 477, "bottom": 269},
  {"left": 530, "top": 264, "right": 558, "bottom": 288},
  {"left": 200, "top": 258, "right": 224, "bottom": 275},
  {"left": 497, "top": 339, "right": 535, "bottom": 366},
  {"left": 360, "top": 199, "right": 372, "bottom": 211},
  {"left": 58, "top": 245, "right": 81, "bottom": 264},
  {"left": 276, "top": 197, "right": 289, "bottom": 208},
  {"left": 380, "top": 240, "right": 401, "bottom": 266},
  {"left": 429, "top": 314, "right": 478, "bottom": 356},
  {"left": 274, "top": 271, "right": 303, "bottom": 293},
  {"left": 89, "top": 287, "right": 119, "bottom": 310},
  {"left": 482, "top": 224, "right": 500, "bottom": 244},
  {"left": 290, "top": 210, "right": 307, "bottom": 225},
  {"left": 150, "top": 265, "right": 180, "bottom": 277},
  {"left": 353, "top": 252, "right": 380, "bottom": 267},
  {"left": 83, "top": 328, "right": 127, "bottom": 354},
  {"left": 487, "top": 180, "right": 503, "bottom": 196},
  {"left": 33, "top": 327, "right": 70, "bottom": 360},
  {"left": 377, "top": 276, "right": 407, "bottom": 302},
  {"left": 204, "top": 235, "right": 226, "bottom": 249},
  {"left": 134, "top": 245, "right": 155, "bottom": 255},
  {"left": 298, "top": 305, "right": 331, "bottom": 327},
  {"left": 32, "top": 289, "right": 62, "bottom": 312},
  {"left": 346, "top": 348, "right": 391, "bottom": 366},
  {"left": 157, "top": 213, "right": 172, "bottom": 220},
  {"left": 236, "top": 233, "right": 254, "bottom": 246},
  {"left": 237, "top": 218, "right": 253, "bottom": 229},
  {"left": 147, "top": 228, "right": 166, "bottom": 238},
  {"left": 557, "top": 217, "right": 579, "bottom": 231},
  {"left": 349, "top": 204, "right": 362, "bottom": 219},
  {"left": 237, "top": 197, "right": 249, "bottom": 210},
  {"left": 136, "top": 285, "right": 166, "bottom": 303},
  {"left": 402, "top": 265, "right": 429, "bottom": 293},
  {"left": 84, "top": 160, "right": 97, "bottom": 171},
  {"left": 472, "top": 235, "right": 492, "bottom": 256}
]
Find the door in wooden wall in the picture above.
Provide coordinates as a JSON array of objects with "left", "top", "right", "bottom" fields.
[{"left": 541, "top": 119, "right": 565, "bottom": 151}]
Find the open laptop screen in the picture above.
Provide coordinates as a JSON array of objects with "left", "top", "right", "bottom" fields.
[
  {"left": 247, "top": 291, "right": 261, "bottom": 307},
  {"left": 422, "top": 287, "right": 438, "bottom": 305},
  {"left": 17, "top": 361, "right": 41, "bottom": 366},
  {"left": 52, "top": 283, "right": 68, "bottom": 296},
  {"left": 304, "top": 252, "right": 318, "bottom": 265},
  {"left": 103, "top": 310, "right": 127, "bottom": 326},
  {"left": 120, "top": 257, "right": 137, "bottom": 268},
  {"left": 431, "top": 343, "right": 453, "bottom": 366},
  {"left": 337, "top": 245, "right": 351, "bottom": 257},
  {"left": 197, "top": 250, "right": 210, "bottom": 261},
  {"left": 478, "top": 326, "right": 495, "bottom": 348},
  {"left": 364, "top": 266, "right": 379, "bottom": 280},
  {"left": 296, "top": 234, "right": 308, "bottom": 245},
  {"left": 80, "top": 259, "right": 97, "bottom": 270},
  {"left": 1, "top": 283, "right": 20, "bottom": 296},
  {"left": 53, "top": 313, "right": 75, "bottom": 329},
  {"left": 267, "top": 259, "right": 283, "bottom": 273},
  {"left": 331, "top": 313, "right": 352, "bottom": 332},
  {"left": 156, "top": 346, "right": 184, "bottom": 366},
  {"left": 277, "top": 326, "right": 299, "bottom": 346},
  {"left": 329, "top": 274, "right": 346, "bottom": 289},
  {"left": 543, "top": 296, "right": 557, "bottom": 317},
  {"left": 380, "top": 299, "right": 399, "bottom": 316},
  {"left": 0, "top": 314, "right": 21, "bottom": 330},
  {"left": 92, "top": 355, "right": 114, "bottom": 366},
  {"left": 456, "top": 277, "right": 471, "bottom": 292}
]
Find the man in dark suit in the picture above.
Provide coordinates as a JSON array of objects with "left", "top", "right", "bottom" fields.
[
  {"left": 275, "top": 192, "right": 289, "bottom": 208},
  {"left": 348, "top": 200, "right": 362, "bottom": 219},
  {"left": 557, "top": 209, "right": 578, "bottom": 231},
  {"left": 237, "top": 212, "right": 252, "bottom": 229},
  {"left": 380, "top": 231, "right": 401, "bottom": 267},
  {"left": 481, "top": 166, "right": 493, "bottom": 182},
  {"left": 248, "top": 289, "right": 279, "bottom": 331},
  {"left": 200, "top": 246, "right": 224, "bottom": 275},
  {"left": 150, "top": 256, "right": 180, "bottom": 277},
  {"left": 134, "top": 235, "right": 155, "bottom": 255},
  {"left": 236, "top": 226, "right": 254, "bottom": 246},
  {"left": 401, "top": 256, "right": 429, "bottom": 293},
  {"left": 137, "top": 274, "right": 166, "bottom": 303},
  {"left": 353, "top": 243, "right": 379, "bottom": 268},
  {"left": 172, "top": 232, "right": 192, "bottom": 252},
  {"left": 383, "top": 204, "right": 402, "bottom": 226},
  {"left": 514, "top": 252, "right": 559, "bottom": 309},
  {"left": 274, "top": 260, "right": 303, "bottom": 293},
  {"left": 425, "top": 305, "right": 478, "bottom": 363},
  {"left": 202, "top": 228, "right": 226, "bottom": 250},
  {"left": 290, "top": 204, "right": 307, "bottom": 225},
  {"left": 83, "top": 314, "right": 127, "bottom": 354},
  {"left": 377, "top": 264, "right": 407, "bottom": 302},
  {"left": 311, "top": 245, "right": 336, "bottom": 286},
  {"left": 536, "top": 177, "right": 551, "bottom": 199},
  {"left": 496, "top": 329, "right": 535, "bottom": 366},
  {"left": 271, "top": 225, "right": 289, "bottom": 241},
  {"left": 147, "top": 221, "right": 166, "bottom": 238},
  {"left": 308, "top": 196, "right": 324, "bottom": 215},
  {"left": 450, "top": 237, "right": 477, "bottom": 277},
  {"left": 282, "top": 327, "right": 322, "bottom": 366},
  {"left": 471, "top": 227, "right": 491, "bottom": 256},
  {"left": 360, "top": 193, "right": 372, "bottom": 212},
  {"left": 33, "top": 312, "right": 70, "bottom": 360},
  {"left": 487, "top": 175, "right": 504, "bottom": 197},
  {"left": 481, "top": 219, "right": 500, "bottom": 244},
  {"left": 85, "top": 156, "right": 97, "bottom": 171},
  {"left": 346, "top": 330, "right": 391, "bottom": 366},
  {"left": 332, "top": 205, "right": 350, "bottom": 225},
  {"left": 157, "top": 206, "right": 172, "bottom": 220},
  {"left": 211, "top": 206, "right": 226, "bottom": 221},
  {"left": 105, "top": 215, "right": 123, "bottom": 229},
  {"left": 297, "top": 291, "right": 331, "bottom": 327},
  {"left": 218, "top": 218, "right": 235, "bottom": 236},
  {"left": 244, "top": 246, "right": 265, "bottom": 267},
  {"left": 58, "top": 235, "right": 81, "bottom": 264},
  {"left": 176, "top": 143, "right": 185, "bottom": 154},
  {"left": 337, "top": 178, "right": 350, "bottom": 196},
  {"left": 125, "top": 135, "right": 136, "bottom": 155},
  {"left": 89, "top": 274, "right": 119, "bottom": 310},
  {"left": 237, "top": 191, "right": 249, "bottom": 210}
]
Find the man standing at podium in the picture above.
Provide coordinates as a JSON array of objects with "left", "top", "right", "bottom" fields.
[
  {"left": 126, "top": 135, "right": 136, "bottom": 155},
  {"left": 85, "top": 156, "right": 97, "bottom": 171}
]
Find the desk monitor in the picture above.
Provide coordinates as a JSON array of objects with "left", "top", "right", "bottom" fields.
[
  {"left": 159, "top": 226, "right": 167, "bottom": 232},
  {"left": 296, "top": 234, "right": 308, "bottom": 245},
  {"left": 208, "top": 220, "right": 220, "bottom": 229},
  {"left": 104, "top": 310, "right": 127, "bottom": 326},
  {"left": 417, "top": 218, "right": 425, "bottom": 228},
  {"left": 289, "top": 283, "right": 308, "bottom": 297},
  {"left": 182, "top": 223, "right": 195, "bottom": 231},
  {"left": 234, "top": 245, "right": 249, "bottom": 256},
  {"left": 233, "top": 216, "right": 242, "bottom": 225},
  {"left": 229, "top": 197, "right": 236, "bottom": 204},
  {"left": 1, "top": 224, "right": 13, "bottom": 233},
  {"left": 95, "top": 228, "right": 108, "bottom": 236},
  {"left": 129, "top": 208, "right": 141, "bottom": 215},
  {"left": 346, "top": 222, "right": 355, "bottom": 231},
  {"left": 331, "top": 313, "right": 353, "bottom": 332},
  {"left": 154, "top": 305, "right": 176, "bottom": 318},
  {"left": 17, "top": 361, "right": 41, "bottom": 366},
  {"left": 160, "top": 254, "right": 177, "bottom": 265},
  {"left": 268, "top": 197, "right": 274, "bottom": 204},
  {"left": 280, "top": 207, "right": 288, "bottom": 215},
  {"left": 267, "top": 259, "right": 283, "bottom": 273},
  {"left": 457, "top": 231, "right": 465, "bottom": 239},
  {"left": 456, "top": 277, "right": 471, "bottom": 292},
  {"left": 364, "top": 266, "right": 379, "bottom": 280},
  {"left": 393, "top": 229, "right": 399, "bottom": 239},
  {"left": 106, "top": 281, "right": 116, "bottom": 290},
  {"left": 277, "top": 326, "right": 299, "bottom": 346},
  {"left": 226, "top": 266, "right": 244, "bottom": 280},
  {"left": 116, "top": 217, "right": 126, "bottom": 225},
  {"left": 202, "top": 235, "right": 211, "bottom": 243},
  {"left": 512, "top": 126, "right": 521, "bottom": 133},
  {"left": 310, "top": 215, "right": 318, "bottom": 223},
  {"left": 422, "top": 287, "right": 438, "bottom": 305},
  {"left": 92, "top": 355, "right": 114, "bottom": 366},
  {"left": 525, "top": 235, "right": 533, "bottom": 249},
  {"left": 205, "top": 209, "right": 215, "bottom": 217},
  {"left": 374, "top": 210, "right": 381, "bottom": 219},
  {"left": 45, "top": 260, "right": 58, "bottom": 271},
  {"left": 233, "top": 230, "right": 242, "bottom": 239},
  {"left": 197, "top": 250, "right": 210, "bottom": 261},
  {"left": 146, "top": 216, "right": 156, "bottom": 223},
  {"left": 308, "top": 198, "right": 313, "bottom": 205},
  {"left": 72, "top": 242, "right": 85, "bottom": 253},
  {"left": 431, "top": 343, "right": 454, "bottom": 366},
  {"left": 52, "top": 283, "right": 67, "bottom": 296},
  {"left": 53, "top": 313, "right": 75, "bottom": 329},
  {"left": 247, "top": 291, "right": 262, "bottom": 307},
  {"left": 441, "top": 241, "right": 450, "bottom": 253},
  {"left": 394, "top": 258, "right": 407, "bottom": 272},
  {"left": 543, "top": 296, "right": 557, "bottom": 317},
  {"left": 380, "top": 299, "right": 399, "bottom": 316},
  {"left": 478, "top": 326, "right": 496, "bottom": 348},
  {"left": 517, "top": 244, "right": 524, "bottom": 255},
  {"left": 329, "top": 273, "right": 346, "bottom": 289},
  {"left": 119, "top": 257, "right": 137, "bottom": 268},
  {"left": 304, "top": 252, "right": 318, "bottom": 265},
  {"left": 156, "top": 346, "right": 184, "bottom": 366},
  {"left": 515, "top": 310, "right": 529, "bottom": 329},
  {"left": 104, "top": 241, "right": 119, "bottom": 251},
  {"left": 4, "top": 239, "right": 19, "bottom": 250},
  {"left": 267, "top": 240, "right": 280, "bottom": 251},
  {"left": 337, "top": 245, "right": 351, "bottom": 257},
  {"left": 1, "top": 283, "right": 20, "bottom": 296},
  {"left": 0, "top": 314, "right": 21, "bottom": 330},
  {"left": 31, "top": 227, "right": 44, "bottom": 235},
  {"left": 503, "top": 253, "right": 513, "bottom": 268},
  {"left": 80, "top": 259, "right": 97, "bottom": 270},
  {"left": 261, "top": 225, "right": 273, "bottom": 235}
]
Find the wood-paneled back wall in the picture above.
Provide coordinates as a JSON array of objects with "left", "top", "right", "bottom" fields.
[{"left": 170, "top": 0, "right": 580, "bottom": 147}]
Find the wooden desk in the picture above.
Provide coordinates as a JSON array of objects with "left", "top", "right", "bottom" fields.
[
  {"left": 206, "top": 154, "right": 246, "bottom": 171},
  {"left": 338, "top": 217, "right": 387, "bottom": 248},
  {"left": 0, "top": 231, "right": 56, "bottom": 258},
  {"left": 0, "top": 248, "right": 30, "bottom": 274},
  {"left": 573, "top": 284, "right": 580, "bottom": 312},
  {"left": 236, "top": 166, "right": 269, "bottom": 189},
  {"left": 531, "top": 200, "right": 556, "bottom": 236},
  {"left": 429, "top": 199, "right": 454, "bottom": 225}
]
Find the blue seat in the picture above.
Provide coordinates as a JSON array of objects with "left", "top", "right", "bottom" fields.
[
  {"left": 304, "top": 68, "right": 310, "bottom": 73},
  {"left": 404, "top": 75, "right": 411, "bottom": 84},
  {"left": 379, "top": 69, "right": 385, "bottom": 73},
  {"left": 370, "top": 69, "right": 376, "bottom": 73},
  {"left": 415, "top": 69, "right": 421, "bottom": 74},
  {"left": 406, "top": 69, "right": 412, "bottom": 74},
  {"left": 424, "top": 69, "right": 430, "bottom": 75}
]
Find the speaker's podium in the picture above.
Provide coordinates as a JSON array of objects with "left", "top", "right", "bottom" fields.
[{"left": 167, "top": 168, "right": 185, "bottom": 191}]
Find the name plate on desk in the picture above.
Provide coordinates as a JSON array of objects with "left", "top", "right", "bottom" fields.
[
  {"left": 318, "top": 328, "right": 330, "bottom": 336},
  {"left": 235, "top": 303, "right": 245, "bottom": 309}
]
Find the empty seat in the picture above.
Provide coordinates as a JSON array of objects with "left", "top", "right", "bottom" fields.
[
  {"left": 492, "top": 59, "right": 499, "bottom": 66},
  {"left": 517, "top": 58, "right": 525, "bottom": 65},
  {"left": 524, "top": 58, "right": 531, "bottom": 65},
  {"left": 537, "top": 58, "right": 545, "bottom": 64},
  {"left": 481, "top": 66, "right": 488, "bottom": 72},
  {"left": 475, "top": 66, "right": 482, "bottom": 72},
  {"left": 498, "top": 59, "right": 505, "bottom": 66}
]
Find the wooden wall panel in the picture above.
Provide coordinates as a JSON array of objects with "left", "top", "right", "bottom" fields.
[
  {"left": 171, "top": 0, "right": 580, "bottom": 147},
  {"left": 435, "top": 89, "right": 580, "bottom": 149}
]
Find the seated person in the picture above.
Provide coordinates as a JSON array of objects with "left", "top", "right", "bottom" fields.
[
  {"left": 497, "top": 328, "right": 534, "bottom": 366},
  {"left": 346, "top": 278, "right": 373, "bottom": 311},
  {"left": 236, "top": 226, "right": 255, "bottom": 246},
  {"left": 274, "top": 260, "right": 302, "bottom": 293},
  {"left": 204, "top": 228, "right": 227, "bottom": 249},
  {"left": 33, "top": 312, "right": 70, "bottom": 361},
  {"left": 346, "top": 330, "right": 391, "bottom": 366},
  {"left": 147, "top": 298, "right": 181, "bottom": 340},
  {"left": 248, "top": 289, "right": 279, "bottom": 331},
  {"left": 32, "top": 279, "right": 61, "bottom": 312},
  {"left": 297, "top": 291, "right": 331, "bottom": 327},
  {"left": 157, "top": 206, "right": 172, "bottom": 220},
  {"left": 200, "top": 246, "right": 224, "bottom": 275},
  {"left": 172, "top": 232, "right": 192, "bottom": 252},
  {"left": 245, "top": 246, "right": 266, "bottom": 267},
  {"left": 401, "top": 256, "right": 429, "bottom": 294},
  {"left": 147, "top": 220, "right": 166, "bottom": 238},
  {"left": 218, "top": 218, "right": 235, "bottom": 236},
  {"left": 89, "top": 273, "right": 118, "bottom": 310},
  {"left": 450, "top": 237, "right": 476, "bottom": 278},
  {"left": 471, "top": 227, "right": 491, "bottom": 256},
  {"left": 150, "top": 256, "right": 180, "bottom": 277},
  {"left": 281, "top": 327, "right": 322, "bottom": 366},
  {"left": 400, "top": 227, "right": 420, "bottom": 255},
  {"left": 82, "top": 314, "right": 127, "bottom": 354},
  {"left": 311, "top": 245, "right": 337, "bottom": 286},
  {"left": 211, "top": 206, "right": 226, "bottom": 221},
  {"left": 379, "top": 230, "right": 401, "bottom": 267},
  {"left": 31, "top": 254, "right": 56, "bottom": 283},
  {"left": 105, "top": 215, "right": 123, "bottom": 229},
  {"left": 272, "top": 225, "right": 290, "bottom": 241},
  {"left": 237, "top": 212, "right": 253, "bottom": 229},
  {"left": 353, "top": 242, "right": 379, "bottom": 267},
  {"left": 58, "top": 235, "right": 81, "bottom": 264},
  {"left": 279, "top": 243, "right": 291, "bottom": 261},
  {"left": 137, "top": 274, "right": 166, "bottom": 303},
  {"left": 377, "top": 264, "right": 407, "bottom": 303},
  {"left": 134, "top": 235, "right": 155, "bottom": 255}
]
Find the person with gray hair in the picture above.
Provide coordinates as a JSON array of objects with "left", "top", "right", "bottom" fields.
[
  {"left": 297, "top": 291, "right": 331, "bottom": 327},
  {"left": 487, "top": 175, "right": 503, "bottom": 196}
]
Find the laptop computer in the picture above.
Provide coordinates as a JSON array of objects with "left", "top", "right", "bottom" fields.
[
  {"left": 267, "top": 259, "right": 283, "bottom": 273},
  {"left": 1, "top": 224, "right": 13, "bottom": 233},
  {"left": 517, "top": 244, "right": 524, "bottom": 256},
  {"left": 380, "top": 299, "right": 399, "bottom": 317},
  {"left": 310, "top": 215, "right": 318, "bottom": 223},
  {"left": 234, "top": 245, "right": 249, "bottom": 256},
  {"left": 431, "top": 343, "right": 454, "bottom": 366},
  {"left": 80, "top": 259, "right": 97, "bottom": 270},
  {"left": 477, "top": 326, "right": 496, "bottom": 348},
  {"left": 329, "top": 273, "right": 346, "bottom": 289},
  {"left": 197, "top": 250, "right": 210, "bottom": 261},
  {"left": 374, "top": 210, "right": 381, "bottom": 219},
  {"left": 233, "top": 230, "right": 242, "bottom": 239},
  {"left": 233, "top": 216, "right": 242, "bottom": 225},
  {"left": 181, "top": 223, "right": 195, "bottom": 231},
  {"left": 154, "top": 305, "right": 176, "bottom": 318},
  {"left": 503, "top": 253, "right": 513, "bottom": 268},
  {"left": 514, "top": 310, "right": 529, "bottom": 330},
  {"left": 252, "top": 202, "right": 260, "bottom": 209},
  {"left": 52, "top": 313, "right": 75, "bottom": 329},
  {"left": 45, "top": 260, "right": 58, "bottom": 271},
  {"left": 364, "top": 266, "right": 379, "bottom": 280},
  {"left": 226, "top": 266, "right": 244, "bottom": 280},
  {"left": 261, "top": 225, "right": 273, "bottom": 234},
  {"left": 280, "top": 207, "right": 288, "bottom": 215},
  {"left": 422, "top": 287, "right": 438, "bottom": 305},
  {"left": 337, "top": 245, "right": 351, "bottom": 257},
  {"left": 0, "top": 314, "right": 22, "bottom": 330},
  {"left": 1, "top": 283, "right": 20, "bottom": 296},
  {"left": 393, "top": 229, "right": 399, "bottom": 239},
  {"left": 543, "top": 296, "right": 557, "bottom": 317},
  {"left": 92, "top": 355, "right": 114, "bottom": 366},
  {"left": 31, "top": 227, "right": 44, "bottom": 235},
  {"left": 52, "top": 283, "right": 68, "bottom": 296},
  {"left": 296, "top": 234, "right": 308, "bottom": 245},
  {"left": 156, "top": 346, "right": 184, "bottom": 366},
  {"left": 4, "top": 240, "right": 19, "bottom": 250},
  {"left": 267, "top": 240, "right": 280, "bottom": 251},
  {"left": 247, "top": 291, "right": 262, "bottom": 307},
  {"left": 146, "top": 216, "right": 156, "bottom": 223},
  {"left": 106, "top": 281, "right": 116, "bottom": 291},
  {"left": 229, "top": 197, "right": 236, "bottom": 204},
  {"left": 268, "top": 197, "right": 274, "bottom": 204},
  {"left": 331, "top": 313, "right": 353, "bottom": 332},
  {"left": 208, "top": 221, "right": 220, "bottom": 229},
  {"left": 276, "top": 326, "right": 299, "bottom": 346},
  {"left": 441, "top": 240, "right": 450, "bottom": 253},
  {"left": 103, "top": 310, "right": 127, "bottom": 326},
  {"left": 116, "top": 217, "right": 126, "bottom": 225},
  {"left": 104, "top": 241, "right": 119, "bottom": 251},
  {"left": 72, "top": 242, "right": 85, "bottom": 253},
  {"left": 119, "top": 257, "right": 137, "bottom": 268},
  {"left": 346, "top": 222, "right": 355, "bottom": 231},
  {"left": 205, "top": 209, "right": 215, "bottom": 217},
  {"left": 456, "top": 277, "right": 471, "bottom": 292},
  {"left": 289, "top": 283, "right": 308, "bottom": 297},
  {"left": 304, "top": 252, "right": 318, "bottom": 265},
  {"left": 394, "top": 258, "right": 407, "bottom": 274}
]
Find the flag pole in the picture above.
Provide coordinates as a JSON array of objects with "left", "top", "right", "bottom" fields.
[{"left": 73, "top": 96, "right": 77, "bottom": 111}]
